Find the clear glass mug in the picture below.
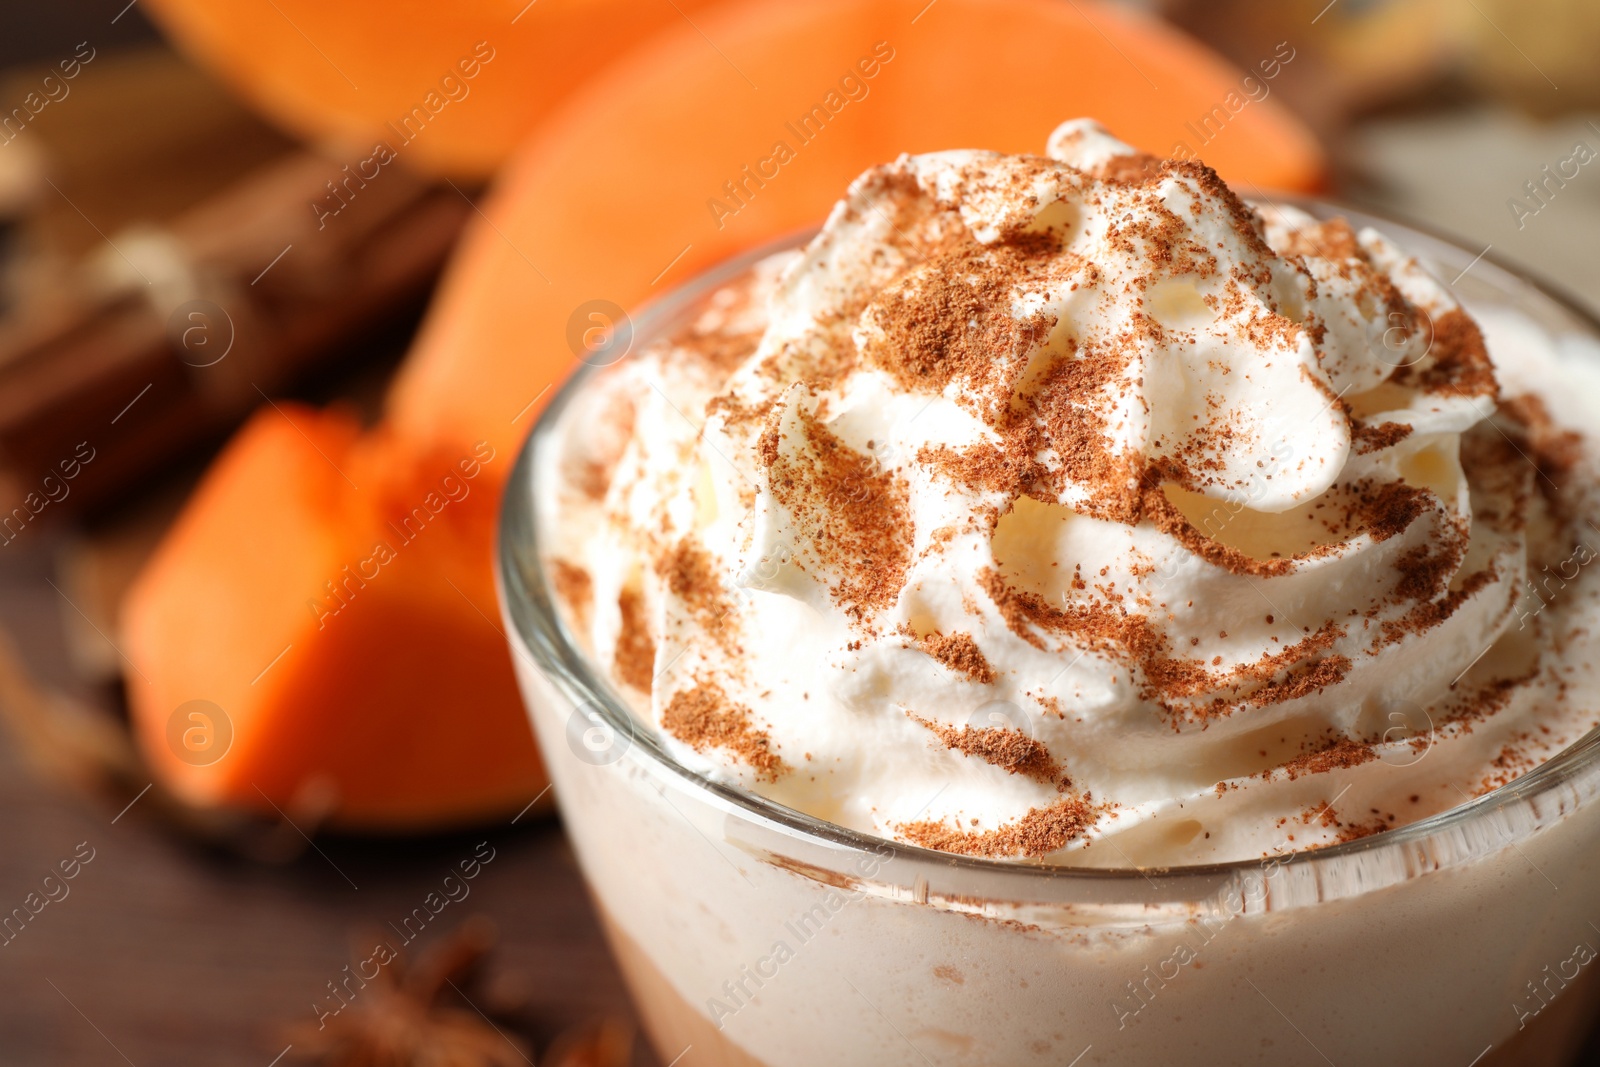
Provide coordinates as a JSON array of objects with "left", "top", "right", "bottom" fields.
[{"left": 498, "top": 202, "right": 1600, "bottom": 1067}]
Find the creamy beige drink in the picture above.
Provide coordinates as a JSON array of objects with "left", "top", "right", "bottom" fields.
[{"left": 505, "top": 119, "right": 1600, "bottom": 1065}]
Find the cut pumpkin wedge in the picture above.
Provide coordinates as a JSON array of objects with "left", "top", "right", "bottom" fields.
[
  {"left": 123, "top": 406, "right": 545, "bottom": 830},
  {"left": 141, "top": 0, "right": 727, "bottom": 178}
]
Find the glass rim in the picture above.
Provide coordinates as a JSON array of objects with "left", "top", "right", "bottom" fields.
[{"left": 499, "top": 196, "right": 1600, "bottom": 891}]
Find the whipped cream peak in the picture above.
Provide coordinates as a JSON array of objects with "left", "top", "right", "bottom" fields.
[{"left": 542, "top": 120, "right": 1600, "bottom": 865}]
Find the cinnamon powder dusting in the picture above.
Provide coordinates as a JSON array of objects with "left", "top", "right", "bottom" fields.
[
  {"left": 1332, "top": 816, "right": 1395, "bottom": 844},
  {"left": 662, "top": 680, "right": 788, "bottom": 782},
  {"left": 1275, "top": 215, "right": 1362, "bottom": 261},
  {"left": 860, "top": 244, "right": 1018, "bottom": 395},
  {"left": 571, "top": 393, "right": 635, "bottom": 502},
  {"left": 678, "top": 327, "right": 764, "bottom": 377},
  {"left": 919, "top": 631, "right": 996, "bottom": 683},
  {"left": 613, "top": 589, "right": 656, "bottom": 692},
  {"left": 764, "top": 409, "right": 912, "bottom": 617},
  {"left": 978, "top": 567, "right": 1349, "bottom": 721},
  {"left": 910, "top": 714, "right": 1064, "bottom": 786},
  {"left": 1277, "top": 737, "right": 1377, "bottom": 781},
  {"left": 899, "top": 796, "right": 1104, "bottom": 858},
  {"left": 550, "top": 560, "right": 594, "bottom": 627},
  {"left": 1298, "top": 803, "right": 1398, "bottom": 846},
  {"left": 1140, "top": 486, "right": 1296, "bottom": 578},
  {"left": 1397, "top": 308, "right": 1497, "bottom": 400},
  {"left": 659, "top": 537, "right": 741, "bottom": 652},
  {"left": 1500, "top": 393, "right": 1585, "bottom": 482},
  {"left": 1352, "top": 420, "right": 1414, "bottom": 455},
  {"left": 1241, "top": 655, "right": 1352, "bottom": 710},
  {"left": 1093, "top": 150, "right": 1165, "bottom": 186}
]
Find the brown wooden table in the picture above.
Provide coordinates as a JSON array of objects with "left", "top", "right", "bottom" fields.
[{"left": 4, "top": 5, "right": 1600, "bottom": 1063}]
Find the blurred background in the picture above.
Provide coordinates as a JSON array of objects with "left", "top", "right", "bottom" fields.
[{"left": 0, "top": 0, "right": 1597, "bottom": 1063}]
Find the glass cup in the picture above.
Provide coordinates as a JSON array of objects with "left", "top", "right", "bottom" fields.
[{"left": 499, "top": 202, "right": 1600, "bottom": 1067}]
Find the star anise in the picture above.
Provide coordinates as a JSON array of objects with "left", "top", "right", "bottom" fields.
[{"left": 288, "top": 916, "right": 532, "bottom": 1067}]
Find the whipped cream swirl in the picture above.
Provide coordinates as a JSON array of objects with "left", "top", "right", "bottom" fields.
[{"left": 541, "top": 120, "right": 1600, "bottom": 865}]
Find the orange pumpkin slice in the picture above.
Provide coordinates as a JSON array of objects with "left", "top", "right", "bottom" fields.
[
  {"left": 123, "top": 405, "right": 545, "bottom": 830},
  {"left": 141, "top": 0, "right": 728, "bottom": 178},
  {"left": 388, "top": 0, "right": 1326, "bottom": 457}
]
